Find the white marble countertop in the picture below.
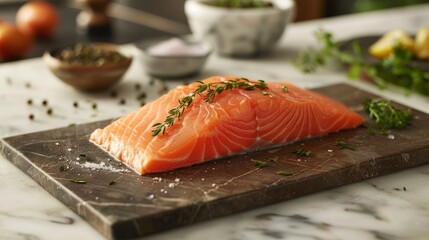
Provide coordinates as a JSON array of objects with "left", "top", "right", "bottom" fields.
[{"left": 1, "top": 4, "right": 429, "bottom": 240}]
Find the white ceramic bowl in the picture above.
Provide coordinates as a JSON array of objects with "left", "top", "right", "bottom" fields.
[
  {"left": 185, "top": 0, "right": 295, "bottom": 57},
  {"left": 137, "top": 38, "right": 212, "bottom": 79}
]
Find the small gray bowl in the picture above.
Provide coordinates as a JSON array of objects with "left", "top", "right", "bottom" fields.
[{"left": 137, "top": 38, "right": 212, "bottom": 79}]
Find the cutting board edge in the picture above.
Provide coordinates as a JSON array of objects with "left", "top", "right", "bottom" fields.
[
  {"left": 0, "top": 138, "right": 116, "bottom": 239},
  {"left": 109, "top": 145, "right": 429, "bottom": 239}
]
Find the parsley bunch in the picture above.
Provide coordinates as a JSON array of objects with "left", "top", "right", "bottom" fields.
[
  {"left": 294, "top": 29, "right": 429, "bottom": 96},
  {"left": 362, "top": 99, "right": 412, "bottom": 134}
]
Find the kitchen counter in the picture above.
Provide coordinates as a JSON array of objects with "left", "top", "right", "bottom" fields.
[{"left": 1, "top": 4, "right": 429, "bottom": 240}]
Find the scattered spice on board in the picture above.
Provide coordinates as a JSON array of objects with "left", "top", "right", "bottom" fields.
[
  {"left": 336, "top": 141, "right": 356, "bottom": 150},
  {"left": 73, "top": 101, "right": 79, "bottom": 108},
  {"left": 277, "top": 170, "right": 293, "bottom": 176},
  {"left": 42, "top": 99, "right": 48, "bottom": 106},
  {"left": 292, "top": 148, "right": 312, "bottom": 157},
  {"left": 28, "top": 114, "right": 34, "bottom": 120},
  {"left": 251, "top": 159, "right": 269, "bottom": 167},
  {"left": 69, "top": 178, "right": 87, "bottom": 184},
  {"left": 27, "top": 99, "right": 33, "bottom": 105},
  {"left": 46, "top": 108, "right": 53, "bottom": 115}
]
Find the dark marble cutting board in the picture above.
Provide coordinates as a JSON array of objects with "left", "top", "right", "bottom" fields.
[{"left": 1, "top": 84, "right": 429, "bottom": 240}]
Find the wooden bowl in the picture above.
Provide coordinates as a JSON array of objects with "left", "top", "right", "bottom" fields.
[{"left": 43, "top": 43, "right": 132, "bottom": 91}]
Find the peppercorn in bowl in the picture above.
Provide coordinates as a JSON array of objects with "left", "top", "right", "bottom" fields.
[{"left": 43, "top": 43, "right": 133, "bottom": 91}]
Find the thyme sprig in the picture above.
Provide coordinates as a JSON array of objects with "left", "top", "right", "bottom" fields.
[
  {"left": 152, "top": 78, "right": 268, "bottom": 136},
  {"left": 294, "top": 29, "right": 429, "bottom": 96},
  {"left": 362, "top": 99, "right": 412, "bottom": 134}
]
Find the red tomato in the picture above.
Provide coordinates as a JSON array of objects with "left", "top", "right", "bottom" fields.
[
  {"left": 0, "top": 23, "right": 32, "bottom": 60},
  {"left": 16, "top": 1, "right": 59, "bottom": 38}
]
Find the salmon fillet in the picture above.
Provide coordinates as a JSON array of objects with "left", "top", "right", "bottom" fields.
[{"left": 90, "top": 76, "right": 364, "bottom": 174}]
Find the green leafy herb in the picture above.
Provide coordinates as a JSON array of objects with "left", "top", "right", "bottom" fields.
[
  {"left": 281, "top": 85, "right": 288, "bottom": 92},
  {"left": 152, "top": 78, "right": 269, "bottom": 136},
  {"left": 262, "top": 91, "right": 275, "bottom": 97},
  {"left": 362, "top": 99, "right": 412, "bottom": 134},
  {"left": 59, "top": 164, "right": 67, "bottom": 171},
  {"left": 251, "top": 159, "right": 269, "bottom": 167},
  {"left": 268, "top": 156, "right": 279, "bottom": 163},
  {"left": 69, "top": 178, "right": 86, "bottom": 184},
  {"left": 277, "top": 170, "right": 293, "bottom": 176},
  {"left": 292, "top": 148, "right": 312, "bottom": 157},
  {"left": 336, "top": 141, "right": 356, "bottom": 150},
  {"left": 294, "top": 29, "right": 429, "bottom": 96}
]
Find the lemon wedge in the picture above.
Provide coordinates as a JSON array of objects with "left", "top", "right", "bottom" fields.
[
  {"left": 415, "top": 27, "right": 429, "bottom": 60},
  {"left": 369, "top": 29, "right": 414, "bottom": 59}
]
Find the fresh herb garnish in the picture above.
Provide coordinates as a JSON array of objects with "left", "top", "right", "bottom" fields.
[
  {"left": 294, "top": 29, "right": 429, "bottom": 96},
  {"left": 276, "top": 170, "right": 293, "bottom": 176},
  {"left": 281, "top": 85, "right": 288, "bottom": 92},
  {"left": 69, "top": 178, "right": 86, "bottom": 184},
  {"left": 59, "top": 164, "right": 67, "bottom": 171},
  {"left": 251, "top": 159, "right": 269, "bottom": 167},
  {"left": 362, "top": 99, "right": 412, "bottom": 134},
  {"left": 336, "top": 141, "right": 356, "bottom": 150},
  {"left": 268, "top": 156, "right": 279, "bottom": 163},
  {"left": 292, "top": 148, "right": 312, "bottom": 157},
  {"left": 152, "top": 78, "right": 268, "bottom": 136}
]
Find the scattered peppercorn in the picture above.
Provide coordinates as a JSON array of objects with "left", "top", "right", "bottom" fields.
[
  {"left": 136, "top": 93, "right": 146, "bottom": 100},
  {"left": 29, "top": 114, "right": 34, "bottom": 120},
  {"left": 27, "top": 99, "right": 33, "bottom": 105},
  {"left": 149, "top": 78, "right": 155, "bottom": 86},
  {"left": 73, "top": 101, "right": 79, "bottom": 108},
  {"left": 47, "top": 108, "right": 53, "bottom": 115},
  {"left": 119, "top": 98, "right": 126, "bottom": 105},
  {"left": 42, "top": 99, "right": 48, "bottom": 106},
  {"left": 92, "top": 103, "right": 97, "bottom": 110}
]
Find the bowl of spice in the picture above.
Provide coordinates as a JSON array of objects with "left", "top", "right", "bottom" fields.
[
  {"left": 43, "top": 43, "right": 133, "bottom": 91},
  {"left": 185, "top": 0, "right": 295, "bottom": 57},
  {"left": 137, "top": 37, "right": 212, "bottom": 78}
]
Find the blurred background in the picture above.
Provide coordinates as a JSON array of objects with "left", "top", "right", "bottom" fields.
[{"left": 0, "top": 0, "right": 428, "bottom": 60}]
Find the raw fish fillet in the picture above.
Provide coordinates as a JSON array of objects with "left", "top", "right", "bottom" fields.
[{"left": 90, "top": 76, "right": 364, "bottom": 174}]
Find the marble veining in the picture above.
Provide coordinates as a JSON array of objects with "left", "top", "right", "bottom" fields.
[{"left": 2, "top": 4, "right": 429, "bottom": 240}]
